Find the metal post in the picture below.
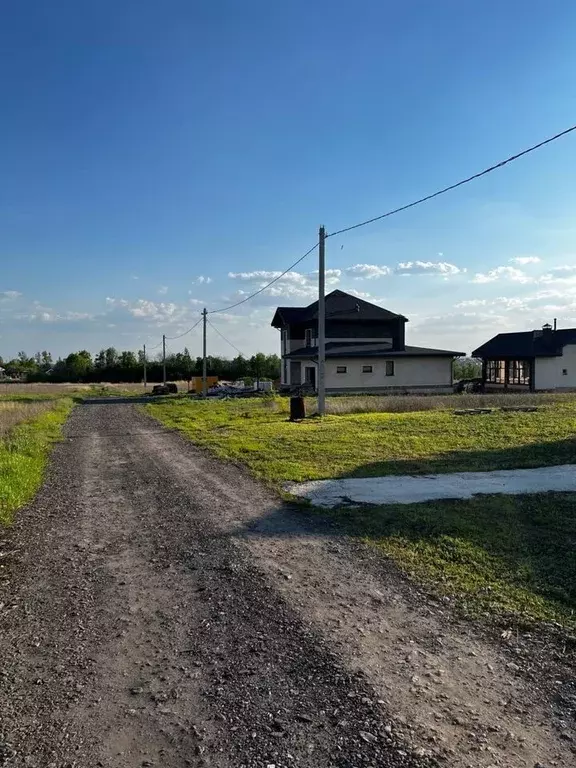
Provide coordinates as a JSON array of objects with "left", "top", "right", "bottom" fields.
[
  {"left": 202, "top": 308, "right": 208, "bottom": 397},
  {"left": 162, "top": 335, "right": 166, "bottom": 384},
  {"left": 143, "top": 344, "right": 147, "bottom": 389},
  {"left": 317, "top": 225, "right": 326, "bottom": 415}
]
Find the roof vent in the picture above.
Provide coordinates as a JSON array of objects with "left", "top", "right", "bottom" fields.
[{"left": 542, "top": 322, "right": 553, "bottom": 331}]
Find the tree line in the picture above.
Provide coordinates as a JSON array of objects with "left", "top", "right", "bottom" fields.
[{"left": 0, "top": 348, "right": 281, "bottom": 384}]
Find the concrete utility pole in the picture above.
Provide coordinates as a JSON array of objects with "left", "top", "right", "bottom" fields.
[
  {"left": 202, "top": 308, "right": 208, "bottom": 397},
  {"left": 143, "top": 344, "right": 147, "bottom": 389},
  {"left": 317, "top": 225, "right": 326, "bottom": 416},
  {"left": 162, "top": 334, "right": 167, "bottom": 384}
]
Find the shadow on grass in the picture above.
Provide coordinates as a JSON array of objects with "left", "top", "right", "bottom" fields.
[
  {"left": 239, "top": 490, "right": 576, "bottom": 625},
  {"left": 343, "top": 436, "right": 576, "bottom": 477}
]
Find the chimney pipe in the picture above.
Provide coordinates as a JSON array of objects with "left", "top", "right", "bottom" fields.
[{"left": 554, "top": 318, "right": 557, "bottom": 331}]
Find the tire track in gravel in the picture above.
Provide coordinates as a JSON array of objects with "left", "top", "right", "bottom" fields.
[
  {"left": 134, "top": 404, "right": 576, "bottom": 768},
  {"left": 0, "top": 402, "right": 434, "bottom": 768}
]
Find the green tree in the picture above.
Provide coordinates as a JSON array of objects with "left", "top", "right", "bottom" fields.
[
  {"left": 65, "top": 350, "right": 93, "bottom": 381},
  {"left": 119, "top": 350, "right": 138, "bottom": 369},
  {"left": 453, "top": 357, "right": 481, "bottom": 380}
]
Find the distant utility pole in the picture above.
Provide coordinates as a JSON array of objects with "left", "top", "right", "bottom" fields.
[
  {"left": 202, "top": 308, "right": 208, "bottom": 397},
  {"left": 143, "top": 344, "right": 147, "bottom": 389},
  {"left": 317, "top": 225, "right": 326, "bottom": 416},
  {"left": 162, "top": 334, "right": 167, "bottom": 384}
]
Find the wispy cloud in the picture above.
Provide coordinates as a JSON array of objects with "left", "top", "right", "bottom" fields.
[
  {"left": 192, "top": 275, "right": 212, "bottom": 285},
  {"left": 510, "top": 256, "right": 541, "bottom": 265},
  {"left": 395, "top": 260, "right": 462, "bottom": 276},
  {"left": 22, "top": 310, "right": 94, "bottom": 323},
  {"left": 106, "top": 297, "right": 193, "bottom": 325},
  {"left": 157, "top": 286, "right": 168, "bottom": 295},
  {"left": 345, "top": 263, "right": 391, "bottom": 280},
  {"left": 471, "top": 266, "right": 533, "bottom": 284},
  {"left": 0, "top": 290, "right": 22, "bottom": 300},
  {"left": 454, "top": 299, "right": 487, "bottom": 308}
]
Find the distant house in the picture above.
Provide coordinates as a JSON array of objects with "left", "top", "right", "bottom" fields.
[
  {"left": 271, "top": 289, "right": 464, "bottom": 394},
  {"left": 473, "top": 323, "right": 576, "bottom": 392}
]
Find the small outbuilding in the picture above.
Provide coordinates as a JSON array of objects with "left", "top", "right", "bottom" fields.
[{"left": 472, "top": 322, "right": 576, "bottom": 392}]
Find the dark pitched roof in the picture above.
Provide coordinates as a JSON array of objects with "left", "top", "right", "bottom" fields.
[
  {"left": 285, "top": 342, "right": 464, "bottom": 359},
  {"left": 472, "top": 328, "right": 576, "bottom": 358},
  {"left": 271, "top": 290, "right": 407, "bottom": 328}
]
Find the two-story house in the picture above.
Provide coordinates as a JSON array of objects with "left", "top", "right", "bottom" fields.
[{"left": 271, "top": 290, "right": 463, "bottom": 393}]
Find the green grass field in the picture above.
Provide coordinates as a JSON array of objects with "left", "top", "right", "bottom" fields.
[
  {"left": 146, "top": 396, "right": 576, "bottom": 483},
  {"left": 147, "top": 396, "right": 576, "bottom": 629},
  {"left": 0, "top": 398, "right": 73, "bottom": 525}
]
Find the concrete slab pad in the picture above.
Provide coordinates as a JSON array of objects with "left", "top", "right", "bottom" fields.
[{"left": 284, "top": 464, "right": 576, "bottom": 507}]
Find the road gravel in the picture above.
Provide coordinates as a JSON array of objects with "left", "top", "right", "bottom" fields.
[{"left": 0, "top": 402, "right": 574, "bottom": 768}]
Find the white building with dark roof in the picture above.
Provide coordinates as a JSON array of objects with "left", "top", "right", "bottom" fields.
[
  {"left": 473, "top": 322, "right": 576, "bottom": 392},
  {"left": 271, "top": 290, "right": 464, "bottom": 394}
]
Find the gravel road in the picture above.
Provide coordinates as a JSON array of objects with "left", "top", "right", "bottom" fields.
[{"left": 0, "top": 402, "right": 574, "bottom": 768}]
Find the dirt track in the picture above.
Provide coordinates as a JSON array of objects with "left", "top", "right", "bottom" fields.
[{"left": 0, "top": 403, "right": 574, "bottom": 767}]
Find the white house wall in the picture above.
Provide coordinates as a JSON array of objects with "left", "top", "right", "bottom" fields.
[
  {"left": 296, "top": 357, "right": 453, "bottom": 391},
  {"left": 534, "top": 344, "right": 576, "bottom": 390}
]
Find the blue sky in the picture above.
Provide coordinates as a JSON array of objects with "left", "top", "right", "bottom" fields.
[{"left": 2, "top": 0, "right": 576, "bottom": 361}]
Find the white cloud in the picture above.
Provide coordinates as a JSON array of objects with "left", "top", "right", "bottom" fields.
[
  {"left": 345, "top": 264, "right": 391, "bottom": 280},
  {"left": 23, "top": 310, "right": 94, "bottom": 323},
  {"left": 227, "top": 267, "right": 340, "bottom": 301},
  {"left": 192, "top": 275, "right": 212, "bottom": 284},
  {"left": 510, "top": 256, "right": 541, "bottom": 265},
  {"left": 229, "top": 270, "right": 309, "bottom": 285},
  {"left": 312, "top": 268, "right": 341, "bottom": 285},
  {"left": 454, "top": 299, "right": 487, "bottom": 308},
  {"left": 0, "top": 290, "right": 22, "bottom": 300},
  {"left": 395, "top": 261, "right": 462, "bottom": 276},
  {"left": 157, "top": 286, "right": 168, "bottom": 295},
  {"left": 106, "top": 297, "right": 197, "bottom": 325},
  {"left": 345, "top": 289, "right": 386, "bottom": 303},
  {"left": 471, "top": 266, "right": 533, "bottom": 284}
]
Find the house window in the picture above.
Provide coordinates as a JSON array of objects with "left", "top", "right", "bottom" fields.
[
  {"left": 336, "top": 365, "right": 347, "bottom": 374},
  {"left": 305, "top": 328, "right": 314, "bottom": 347},
  {"left": 507, "top": 360, "right": 530, "bottom": 385},
  {"left": 487, "top": 360, "right": 530, "bottom": 385},
  {"left": 362, "top": 365, "right": 373, "bottom": 373},
  {"left": 486, "top": 360, "right": 506, "bottom": 384},
  {"left": 385, "top": 361, "right": 395, "bottom": 377},
  {"left": 563, "top": 369, "right": 568, "bottom": 376}
]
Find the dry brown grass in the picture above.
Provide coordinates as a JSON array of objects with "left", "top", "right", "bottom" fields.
[
  {"left": 0, "top": 381, "right": 192, "bottom": 397},
  {"left": 320, "top": 391, "right": 575, "bottom": 415},
  {"left": 0, "top": 401, "right": 55, "bottom": 439}
]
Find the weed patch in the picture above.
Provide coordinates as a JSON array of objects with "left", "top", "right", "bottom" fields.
[{"left": 0, "top": 399, "right": 73, "bottom": 524}]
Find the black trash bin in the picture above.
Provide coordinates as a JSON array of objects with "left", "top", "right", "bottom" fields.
[{"left": 289, "top": 396, "right": 306, "bottom": 421}]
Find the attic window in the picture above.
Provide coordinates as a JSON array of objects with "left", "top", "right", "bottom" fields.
[
  {"left": 362, "top": 365, "right": 373, "bottom": 373},
  {"left": 336, "top": 365, "right": 347, "bottom": 374}
]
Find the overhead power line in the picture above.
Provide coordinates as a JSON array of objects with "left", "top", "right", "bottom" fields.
[
  {"left": 165, "top": 316, "right": 203, "bottom": 341},
  {"left": 208, "top": 241, "right": 319, "bottom": 314},
  {"left": 327, "top": 123, "right": 576, "bottom": 238},
  {"left": 207, "top": 318, "right": 244, "bottom": 357}
]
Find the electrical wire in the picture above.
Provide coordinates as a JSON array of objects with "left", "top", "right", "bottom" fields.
[
  {"left": 165, "top": 316, "right": 203, "bottom": 341},
  {"left": 208, "top": 241, "right": 319, "bottom": 314},
  {"left": 207, "top": 318, "right": 245, "bottom": 357},
  {"left": 327, "top": 123, "right": 576, "bottom": 238},
  {"left": 145, "top": 340, "right": 163, "bottom": 351}
]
